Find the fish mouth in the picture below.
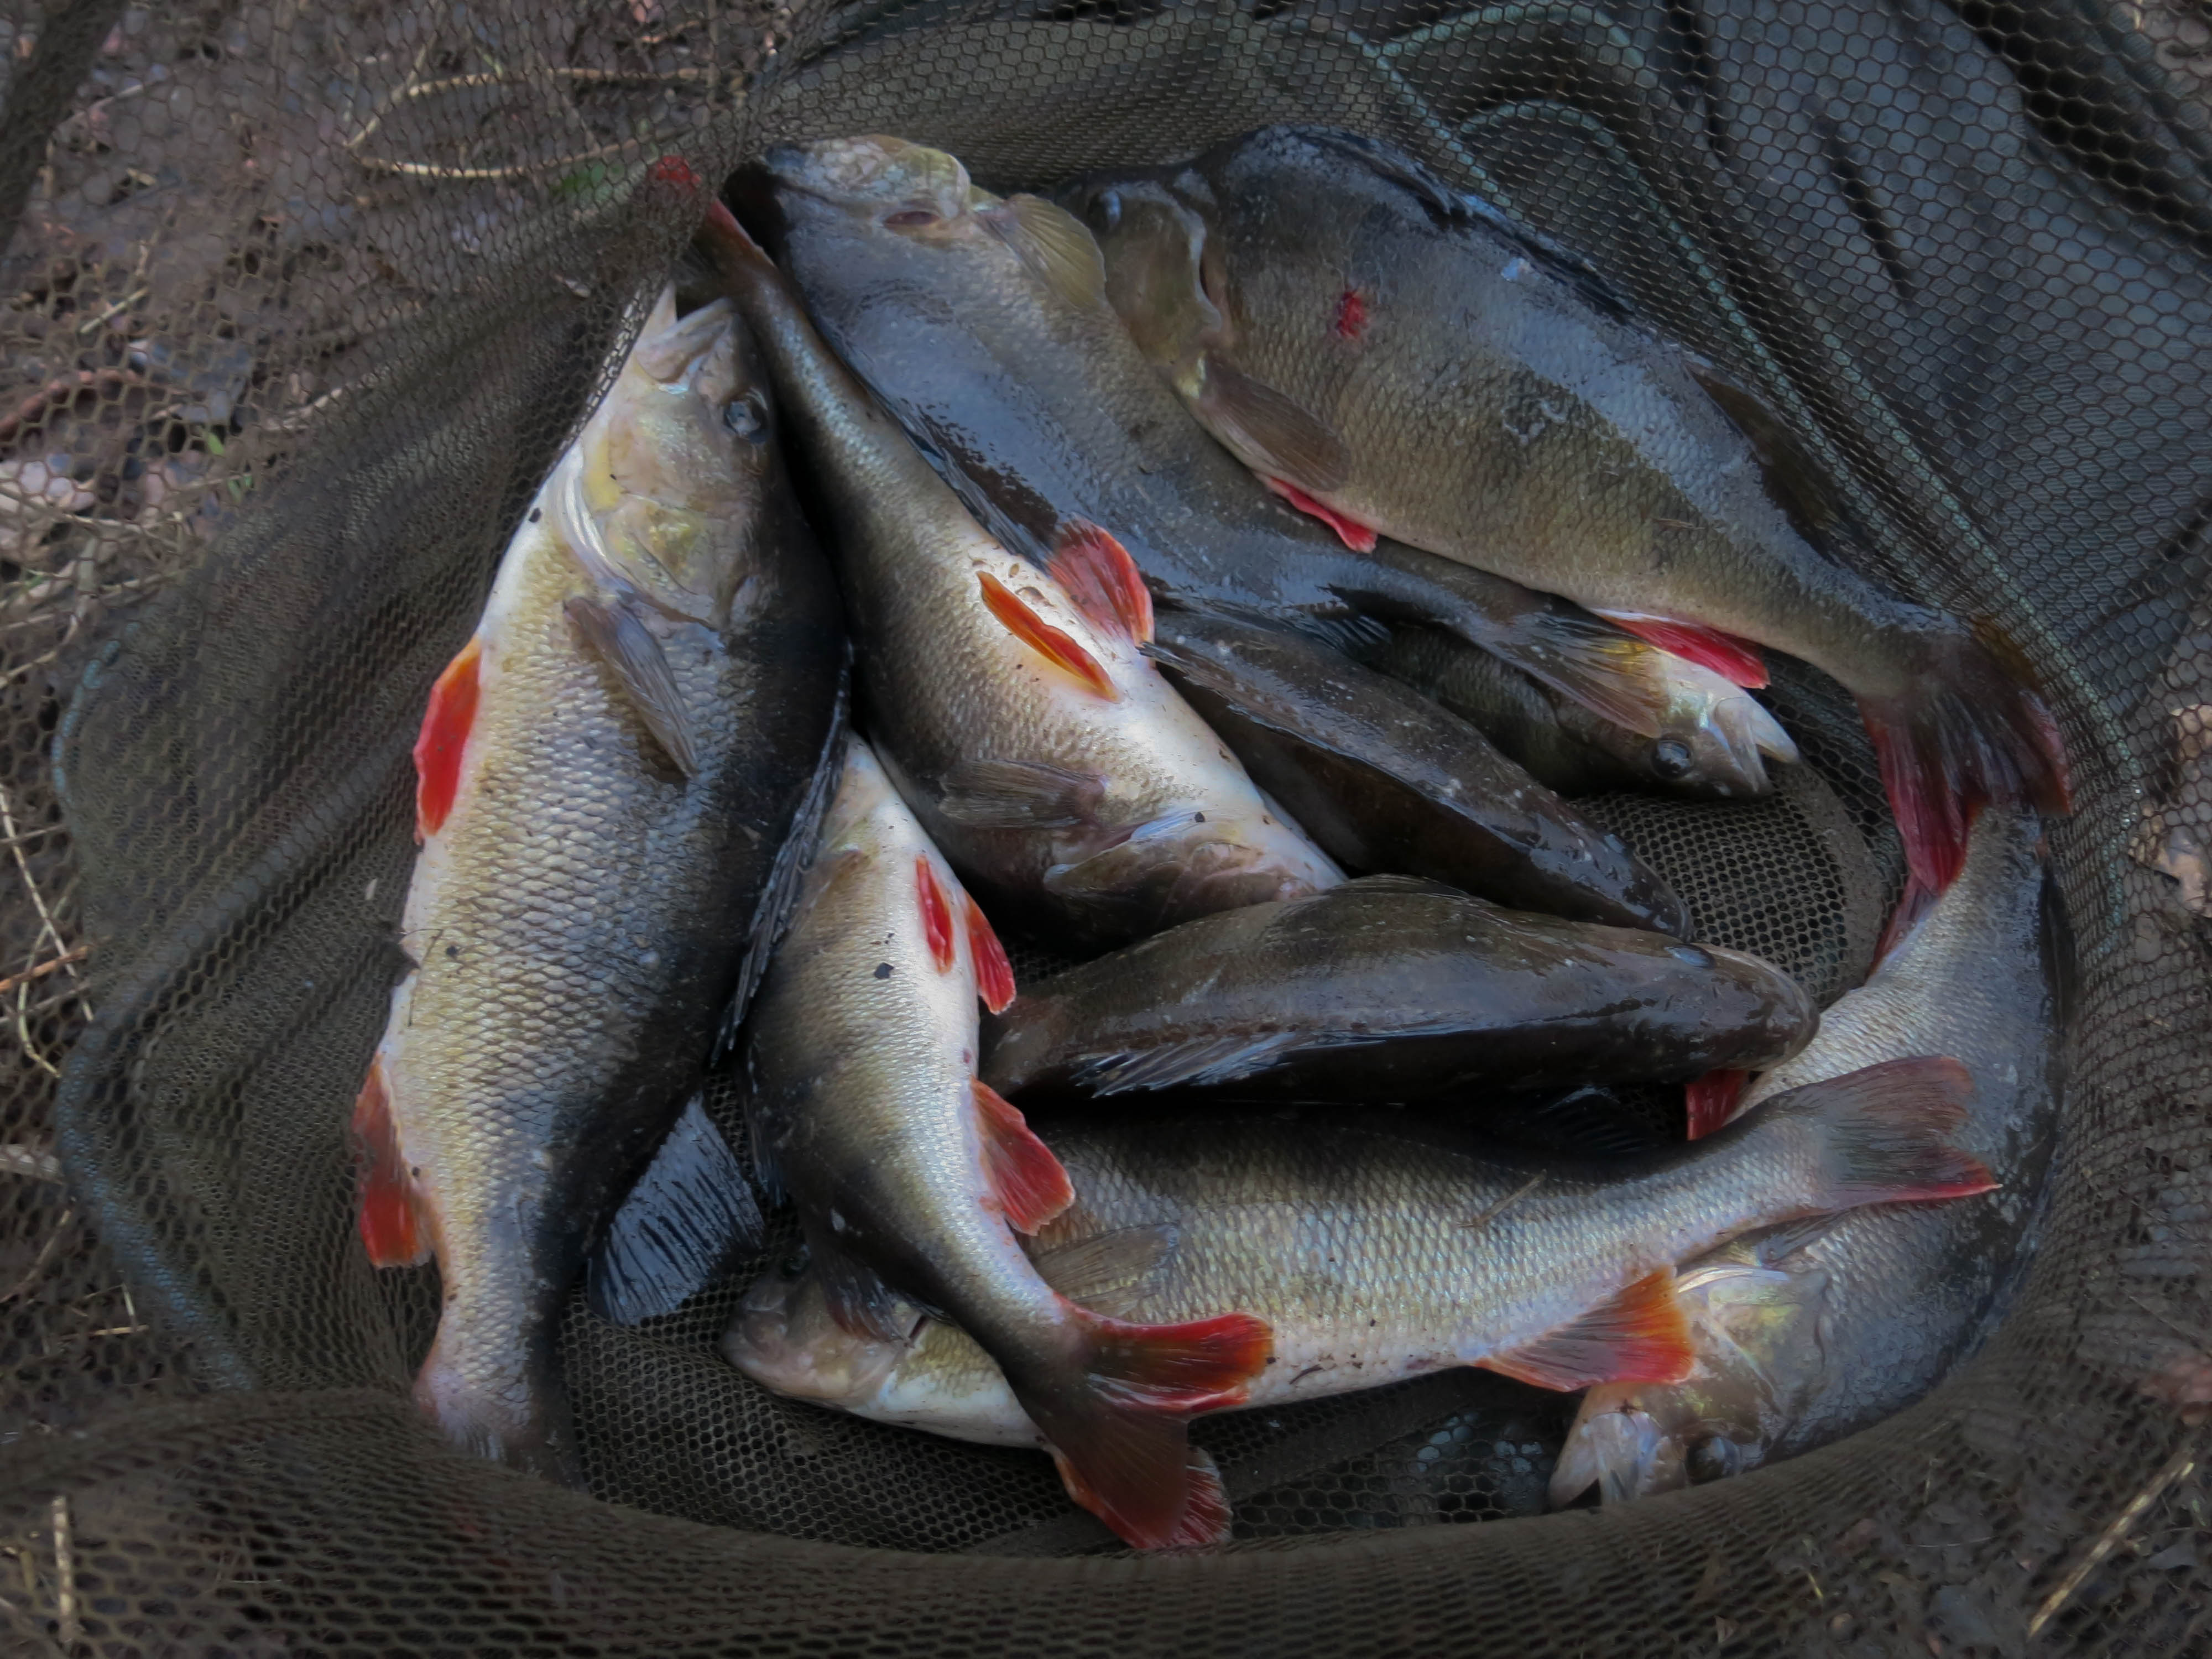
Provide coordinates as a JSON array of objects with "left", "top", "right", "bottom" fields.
[{"left": 721, "top": 1265, "right": 914, "bottom": 1406}]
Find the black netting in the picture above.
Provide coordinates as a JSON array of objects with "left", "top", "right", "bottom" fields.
[{"left": 5, "top": 1, "right": 2211, "bottom": 1653}]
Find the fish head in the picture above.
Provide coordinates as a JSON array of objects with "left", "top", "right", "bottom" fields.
[
  {"left": 1046, "top": 806, "right": 1343, "bottom": 941},
  {"left": 567, "top": 287, "right": 778, "bottom": 626},
  {"left": 1550, "top": 1257, "right": 1830, "bottom": 1507},
  {"left": 1583, "top": 644, "right": 1801, "bottom": 797},
  {"left": 739, "top": 137, "right": 1117, "bottom": 325},
  {"left": 1058, "top": 173, "right": 1223, "bottom": 377},
  {"left": 721, "top": 1257, "right": 919, "bottom": 1409}
]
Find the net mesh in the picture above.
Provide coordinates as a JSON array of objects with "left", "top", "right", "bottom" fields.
[{"left": 4, "top": 0, "right": 2211, "bottom": 1652}]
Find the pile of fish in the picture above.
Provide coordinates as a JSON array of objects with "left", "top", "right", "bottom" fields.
[{"left": 349, "top": 134, "right": 2070, "bottom": 1550}]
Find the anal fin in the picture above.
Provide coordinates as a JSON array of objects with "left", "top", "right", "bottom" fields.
[
  {"left": 352, "top": 1058, "right": 431, "bottom": 1268},
  {"left": 1478, "top": 1269, "right": 1693, "bottom": 1390},
  {"left": 973, "top": 1079, "right": 1073, "bottom": 1232},
  {"left": 565, "top": 592, "right": 701, "bottom": 776}
]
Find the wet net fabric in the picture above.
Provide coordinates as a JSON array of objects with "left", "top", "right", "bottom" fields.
[{"left": 3, "top": 0, "right": 2210, "bottom": 1652}]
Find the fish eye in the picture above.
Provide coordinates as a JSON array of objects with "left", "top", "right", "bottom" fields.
[
  {"left": 1687, "top": 1437, "right": 1741, "bottom": 1484},
  {"left": 883, "top": 207, "right": 938, "bottom": 229},
  {"left": 1649, "top": 736, "right": 1694, "bottom": 779},
  {"left": 1090, "top": 190, "right": 1123, "bottom": 233},
  {"left": 724, "top": 392, "right": 770, "bottom": 442},
  {"left": 779, "top": 1251, "right": 809, "bottom": 1280}
]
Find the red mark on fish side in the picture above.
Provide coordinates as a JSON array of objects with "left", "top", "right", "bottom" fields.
[
  {"left": 1598, "top": 613, "right": 1768, "bottom": 688},
  {"left": 414, "top": 639, "right": 482, "bottom": 843},
  {"left": 965, "top": 895, "right": 1016, "bottom": 1013},
  {"left": 352, "top": 1059, "right": 430, "bottom": 1269},
  {"left": 916, "top": 856, "right": 957, "bottom": 973},
  {"left": 1260, "top": 474, "right": 1378, "bottom": 552},
  {"left": 978, "top": 571, "right": 1120, "bottom": 700},
  {"left": 1684, "top": 1069, "right": 1747, "bottom": 1140},
  {"left": 1048, "top": 521, "right": 1154, "bottom": 645},
  {"left": 1333, "top": 288, "right": 1368, "bottom": 340}
]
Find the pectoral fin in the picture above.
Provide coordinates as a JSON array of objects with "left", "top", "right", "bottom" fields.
[
  {"left": 987, "top": 194, "right": 1109, "bottom": 310},
  {"left": 565, "top": 593, "right": 700, "bottom": 776},
  {"left": 938, "top": 758, "right": 1107, "bottom": 830},
  {"left": 1196, "top": 358, "right": 1351, "bottom": 495}
]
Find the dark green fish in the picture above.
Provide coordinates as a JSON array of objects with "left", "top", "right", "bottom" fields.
[
  {"left": 727, "top": 135, "right": 1785, "bottom": 786},
  {"left": 1062, "top": 127, "right": 2069, "bottom": 893},
  {"left": 980, "top": 876, "right": 1813, "bottom": 1102}
]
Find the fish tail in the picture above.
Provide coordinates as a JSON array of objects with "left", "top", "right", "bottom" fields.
[
  {"left": 1759, "top": 1055, "right": 1996, "bottom": 1209},
  {"left": 413, "top": 1332, "right": 581, "bottom": 1485},
  {"left": 1860, "top": 625, "right": 2070, "bottom": 895},
  {"left": 1016, "top": 1303, "right": 1271, "bottom": 1549}
]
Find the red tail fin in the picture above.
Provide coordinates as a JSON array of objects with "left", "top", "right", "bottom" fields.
[
  {"left": 1596, "top": 613, "right": 1768, "bottom": 688},
  {"left": 1259, "top": 474, "right": 1378, "bottom": 552},
  {"left": 1685, "top": 1070, "right": 1748, "bottom": 1140},
  {"left": 352, "top": 1059, "right": 431, "bottom": 1268},
  {"left": 1022, "top": 1305, "right": 1272, "bottom": 1550},
  {"left": 1860, "top": 627, "right": 2069, "bottom": 894}
]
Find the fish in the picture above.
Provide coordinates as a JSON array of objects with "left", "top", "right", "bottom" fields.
[
  {"left": 1062, "top": 127, "right": 2070, "bottom": 891},
  {"left": 695, "top": 197, "right": 1341, "bottom": 947},
  {"left": 353, "top": 284, "right": 847, "bottom": 1477},
  {"left": 1551, "top": 811, "right": 2056, "bottom": 1505},
  {"left": 727, "top": 1062, "right": 1995, "bottom": 1451},
  {"left": 725, "top": 135, "right": 1782, "bottom": 788},
  {"left": 1373, "top": 620, "right": 1798, "bottom": 800},
  {"left": 1144, "top": 609, "right": 1690, "bottom": 932},
  {"left": 979, "top": 875, "right": 1811, "bottom": 1102},
  {"left": 745, "top": 736, "right": 1272, "bottom": 1550}
]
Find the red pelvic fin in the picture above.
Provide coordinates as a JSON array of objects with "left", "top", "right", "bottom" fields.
[
  {"left": 915, "top": 855, "right": 957, "bottom": 974},
  {"left": 1684, "top": 1069, "right": 1748, "bottom": 1141},
  {"left": 1596, "top": 612, "right": 1768, "bottom": 688},
  {"left": 978, "top": 571, "right": 1120, "bottom": 701},
  {"left": 1259, "top": 474, "right": 1378, "bottom": 552},
  {"left": 964, "top": 894, "right": 1016, "bottom": 1014},
  {"left": 972, "top": 1079, "right": 1072, "bottom": 1232},
  {"left": 352, "top": 1059, "right": 431, "bottom": 1269},
  {"left": 1860, "top": 628, "right": 2070, "bottom": 895},
  {"left": 973, "top": 1079, "right": 1075, "bottom": 1239},
  {"left": 1478, "top": 1269, "right": 1693, "bottom": 1391},
  {"left": 1047, "top": 521, "right": 1154, "bottom": 646},
  {"left": 413, "top": 638, "right": 482, "bottom": 842}
]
